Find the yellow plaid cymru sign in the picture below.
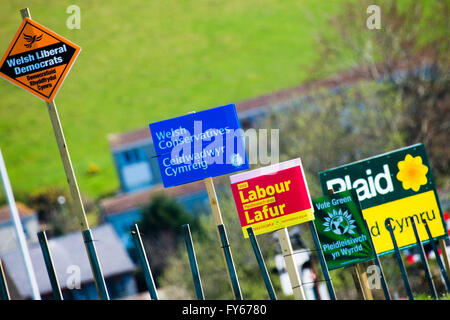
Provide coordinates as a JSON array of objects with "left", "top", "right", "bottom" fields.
[{"left": 319, "top": 144, "right": 447, "bottom": 255}]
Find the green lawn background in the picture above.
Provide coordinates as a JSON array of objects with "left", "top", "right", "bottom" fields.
[{"left": 1, "top": 0, "right": 343, "bottom": 199}]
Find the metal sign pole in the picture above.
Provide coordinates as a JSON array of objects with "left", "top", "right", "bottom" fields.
[
  {"left": 182, "top": 224, "right": 205, "bottom": 300},
  {"left": 363, "top": 219, "right": 391, "bottom": 300},
  {"left": 0, "top": 148, "right": 41, "bottom": 300},
  {"left": 247, "top": 227, "right": 277, "bottom": 300},
  {"left": 308, "top": 221, "right": 337, "bottom": 300},
  {"left": 0, "top": 259, "right": 10, "bottom": 300},
  {"left": 409, "top": 217, "right": 438, "bottom": 299},
  {"left": 81, "top": 229, "right": 110, "bottom": 300},
  {"left": 422, "top": 219, "right": 450, "bottom": 291},
  {"left": 130, "top": 224, "right": 158, "bottom": 300},
  {"left": 385, "top": 218, "right": 414, "bottom": 300},
  {"left": 218, "top": 224, "right": 243, "bottom": 300},
  {"left": 37, "top": 231, "right": 63, "bottom": 300},
  {"left": 204, "top": 177, "right": 242, "bottom": 299}
]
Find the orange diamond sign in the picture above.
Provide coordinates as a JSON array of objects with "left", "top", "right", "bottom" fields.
[{"left": 0, "top": 17, "right": 81, "bottom": 102}]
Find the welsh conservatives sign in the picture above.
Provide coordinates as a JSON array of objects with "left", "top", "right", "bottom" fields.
[
  {"left": 312, "top": 190, "right": 375, "bottom": 270},
  {"left": 319, "top": 144, "right": 447, "bottom": 255},
  {"left": 230, "top": 158, "right": 314, "bottom": 238},
  {"left": 149, "top": 104, "right": 249, "bottom": 187}
]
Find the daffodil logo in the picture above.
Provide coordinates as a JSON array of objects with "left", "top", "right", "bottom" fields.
[
  {"left": 396, "top": 154, "right": 428, "bottom": 192},
  {"left": 323, "top": 209, "right": 356, "bottom": 235}
]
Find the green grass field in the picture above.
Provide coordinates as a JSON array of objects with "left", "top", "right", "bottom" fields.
[{"left": 0, "top": 0, "right": 345, "bottom": 199}]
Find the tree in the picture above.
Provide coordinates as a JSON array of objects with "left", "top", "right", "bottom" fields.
[
  {"left": 138, "top": 193, "right": 200, "bottom": 285},
  {"left": 27, "top": 186, "right": 82, "bottom": 236},
  {"left": 311, "top": 0, "right": 449, "bottom": 186}
]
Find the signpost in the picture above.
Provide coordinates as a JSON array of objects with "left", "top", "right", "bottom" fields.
[
  {"left": 247, "top": 226, "right": 277, "bottom": 300},
  {"left": 0, "top": 8, "right": 110, "bottom": 300},
  {"left": 131, "top": 224, "right": 159, "bottom": 300},
  {"left": 0, "top": 16, "right": 80, "bottom": 102},
  {"left": 0, "top": 148, "right": 41, "bottom": 300},
  {"left": 230, "top": 158, "right": 314, "bottom": 238},
  {"left": 319, "top": 144, "right": 448, "bottom": 261},
  {"left": 182, "top": 224, "right": 205, "bottom": 300},
  {"left": 0, "top": 259, "right": 10, "bottom": 300},
  {"left": 230, "top": 158, "right": 315, "bottom": 300},
  {"left": 37, "top": 231, "right": 63, "bottom": 300},
  {"left": 312, "top": 189, "right": 376, "bottom": 299},
  {"left": 409, "top": 217, "right": 438, "bottom": 299},
  {"left": 422, "top": 219, "right": 450, "bottom": 291},
  {"left": 149, "top": 104, "right": 249, "bottom": 188},
  {"left": 149, "top": 104, "right": 249, "bottom": 299},
  {"left": 312, "top": 190, "right": 375, "bottom": 270},
  {"left": 307, "top": 221, "right": 337, "bottom": 300},
  {"left": 385, "top": 218, "right": 414, "bottom": 300}
]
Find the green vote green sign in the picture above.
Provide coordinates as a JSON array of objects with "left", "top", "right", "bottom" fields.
[{"left": 312, "top": 190, "right": 375, "bottom": 270}]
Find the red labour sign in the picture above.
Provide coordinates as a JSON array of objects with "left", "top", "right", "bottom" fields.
[{"left": 230, "top": 158, "right": 315, "bottom": 238}]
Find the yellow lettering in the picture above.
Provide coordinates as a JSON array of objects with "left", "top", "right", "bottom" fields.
[
  {"left": 239, "top": 190, "right": 249, "bottom": 203},
  {"left": 254, "top": 210, "right": 263, "bottom": 221},
  {"left": 284, "top": 180, "right": 291, "bottom": 191},
  {"left": 248, "top": 190, "right": 257, "bottom": 201},
  {"left": 245, "top": 211, "right": 254, "bottom": 223}
]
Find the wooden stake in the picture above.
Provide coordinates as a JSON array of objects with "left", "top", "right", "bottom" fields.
[
  {"left": 355, "top": 263, "right": 373, "bottom": 300},
  {"left": 203, "top": 177, "right": 242, "bottom": 299},
  {"left": 46, "top": 101, "right": 90, "bottom": 230},
  {"left": 277, "top": 227, "right": 306, "bottom": 300},
  {"left": 0, "top": 259, "right": 10, "bottom": 300},
  {"left": 19, "top": 8, "right": 109, "bottom": 299},
  {"left": 19, "top": 12, "right": 89, "bottom": 231},
  {"left": 204, "top": 177, "right": 224, "bottom": 226}
]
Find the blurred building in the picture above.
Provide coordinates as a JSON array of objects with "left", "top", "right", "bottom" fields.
[
  {"left": 1, "top": 223, "right": 137, "bottom": 300},
  {"left": 0, "top": 203, "right": 39, "bottom": 255}
]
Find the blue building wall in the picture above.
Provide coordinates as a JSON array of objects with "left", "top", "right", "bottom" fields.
[
  {"left": 112, "top": 141, "right": 162, "bottom": 193},
  {"left": 105, "top": 209, "right": 143, "bottom": 251},
  {"left": 0, "top": 215, "right": 36, "bottom": 238}
]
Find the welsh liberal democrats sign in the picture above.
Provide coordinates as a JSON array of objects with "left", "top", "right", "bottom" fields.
[
  {"left": 319, "top": 144, "right": 447, "bottom": 255},
  {"left": 0, "top": 17, "right": 80, "bottom": 102},
  {"left": 149, "top": 104, "right": 249, "bottom": 187}
]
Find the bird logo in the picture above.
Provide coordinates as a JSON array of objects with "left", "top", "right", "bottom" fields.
[{"left": 23, "top": 33, "right": 43, "bottom": 48}]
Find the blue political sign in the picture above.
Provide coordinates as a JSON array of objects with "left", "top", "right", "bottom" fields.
[{"left": 149, "top": 104, "right": 249, "bottom": 187}]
